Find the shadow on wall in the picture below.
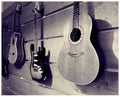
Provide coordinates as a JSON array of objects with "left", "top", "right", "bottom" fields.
[
  {"left": 14, "top": 38, "right": 26, "bottom": 69},
  {"left": 75, "top": 2, "right": 118, "bottom": 95},
  {"left": 76, "top": 16, "right": 118, "bottom": 96},
  {"left": 96, "top": 19, "right": 118, "bottom": 69},
  {"left": 76, "top": 19, "right": 118, "bottom": 95},
  {"left": 37, "top": 50, "right": 53, "bottom": 86}
]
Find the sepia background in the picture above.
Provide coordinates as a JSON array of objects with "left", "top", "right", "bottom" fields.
[{"left": 2, "top": 1, "right": 118, "bottom": 95}]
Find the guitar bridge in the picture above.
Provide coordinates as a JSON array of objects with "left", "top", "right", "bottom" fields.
[{"left": 68, "top": 52, "right": 84, "bottom": 58}]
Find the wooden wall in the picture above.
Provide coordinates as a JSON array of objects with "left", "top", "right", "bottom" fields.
[{"left": 2, "top": 2, "right": 118, "bottom": 95}]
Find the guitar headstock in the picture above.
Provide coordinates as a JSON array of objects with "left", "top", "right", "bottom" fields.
[
  {"left": 15, "top": 3, "right": 22, "bottom": 14},
  {"left": 33, "top": 2, "right": 44, "bottom": 16},
  {"left": 35, "top": 2, "right": 40, "bottom": 11},
  {"left": 32, "top": 2, "right": 39, "bottom": 15}
]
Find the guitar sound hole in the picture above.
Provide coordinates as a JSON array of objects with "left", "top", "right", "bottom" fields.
[{"left": 70, "top": 28, "right": 81, "bottom": 42}]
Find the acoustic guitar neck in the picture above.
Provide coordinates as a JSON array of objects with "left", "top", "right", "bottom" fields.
[{"left": 73, "top": 2, "right": 79, "bottom": 28}]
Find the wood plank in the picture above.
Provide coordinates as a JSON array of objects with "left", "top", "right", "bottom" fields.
[
  {"left": 8, "top": 61, "right": 83, "bottom": 95},
  {"left": 2, "top": 2, "right": 14, "bottom": 12},
  {"left": 3, "top": 2, "right": 118, "bottom": 38},
  {"left": 2, "top": 74, "right": 82, "bottom": 95},
  {"left": 44, "top": 2, "right": 72, "bottom": 14},
  {"left": 43, "top": 8, "right": 72, "bottom": 38},
  {"left": 21, "top": 7, "right": 72, "bottom": 41},
  {"left": 2, "top": 70, "right": 118, "bottom": 95},
  {"left": 21, "top": 22, "right": 35, "bottom": 41},
  {"left": 2, "top": 84, "right": 19, "bottom": 95},
  {"left": 21, "top": 3, "right": 35, "bottom": 24},
  {"left": 76, "top": 71, "right": 118, "bottom": 95},
  {"left": 105, "top": 68, "right": 118, "bottom": 73},
  {"left": 93, "top": 2, "right": 118, "bottom": 28}
]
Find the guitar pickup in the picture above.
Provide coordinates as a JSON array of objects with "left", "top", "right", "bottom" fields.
[
  {"left": 37, "top": 65, "right": 41, "bottom": 68},
  {"left": 40, "top": 70, "right": 43, "bottom": 74},
  {"left": 34, "top": 54, "right": 38, "bottom": 57},
  {"left": 34, "top": 59, "right": 38, "bottom": 62},
  {"left": 33, "top": 64, "right": 38, "bottom": 67}
]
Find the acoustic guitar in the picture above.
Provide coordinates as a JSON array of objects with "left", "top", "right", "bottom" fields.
[
  {"left": 58, "top": 2, "right": 99, "bottom": 85},
  {"left": 8, "top": 3, "right": 25, "bottom": 65},
  {"left": 30, "top": 2, "right": 45, "bottom": 80}
]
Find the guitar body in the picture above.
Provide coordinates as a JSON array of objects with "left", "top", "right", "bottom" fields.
[
  {"left": 58, "top": 14, "right": 99, "bottom": 85},
  {"left": 30, "top": 44, "right": 45, "bottom": 80},
  {"left": 8, "top": 33, "right": 24, "bottom": 65}
]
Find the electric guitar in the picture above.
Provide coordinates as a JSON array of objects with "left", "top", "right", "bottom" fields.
[
  {"left": 8, "top": 3, "right": 25, "bottom": 65},
  {"left": 30, "top": 2, "right": 45, "bottom": 80},
  {"left": 58, "top": 2, "right": 99, "bottom": 85}
]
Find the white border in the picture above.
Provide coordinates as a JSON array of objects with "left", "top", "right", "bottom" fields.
[{"left": 0, "top": 0, "right": 119, "bottom": 96}]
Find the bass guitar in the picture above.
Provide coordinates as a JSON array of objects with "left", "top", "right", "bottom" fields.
[
  {"left": 8, "top": 3, "right": 25, "bottom": 65},
  {"left": 58, "top": 2, "right": 99, "bottom": 85},
  {"left": 30, "top": 2, "right": 45, "bottom": 80}
]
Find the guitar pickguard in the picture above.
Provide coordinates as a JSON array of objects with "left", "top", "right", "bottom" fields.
[{"left": 30, "top": 44, "right": 45, "bottom": 80}]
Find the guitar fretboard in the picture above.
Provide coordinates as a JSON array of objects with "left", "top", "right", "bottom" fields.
[
  {"left": 14, "top": 12, "right": 21, "bottom": 33},
  {"left": 73, "top": 2, "right": 79, "bottom": 28},
  {"left": 13, "top": 3, "right": 21, "bottom": 38}
]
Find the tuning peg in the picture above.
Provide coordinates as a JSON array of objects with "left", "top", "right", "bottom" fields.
[
  {"left": 33, "top": 2, "right": 44, "bottom": 16},
  {"left": 14, "top": 2, "right": 22, "bottom": 14},
  {"left": 35, "top": 2, "right": 40, "bottom": 10}
]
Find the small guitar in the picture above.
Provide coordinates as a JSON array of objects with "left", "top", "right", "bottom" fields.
[
  {"left": 8, "top": 3, "right": 25, "bottom": 65},
  {"left": 58, "top": 2, "right": 99, "bottom": 85},
  {"left": 30, "top": 2, "right": 45, "bottom": 80}
]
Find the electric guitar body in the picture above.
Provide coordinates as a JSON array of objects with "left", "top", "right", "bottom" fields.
[
  {"left": 8, "top": 3, "right": 24, "bottom": 65},
  {"left": 30, "top": 44, "right": 45, "bottom": 80},
  {"left": 58, "top": 2, "right": 99, "bottom": 85}
]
